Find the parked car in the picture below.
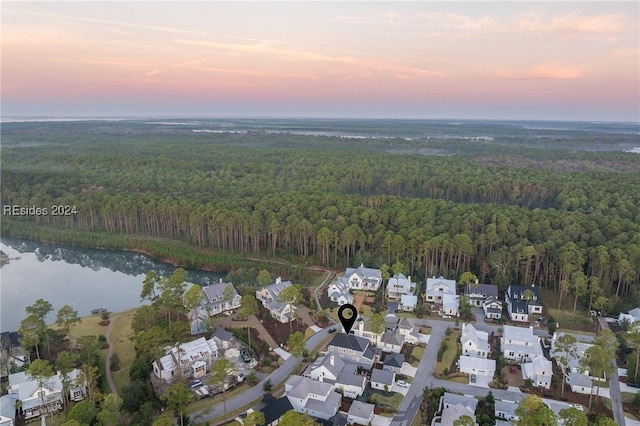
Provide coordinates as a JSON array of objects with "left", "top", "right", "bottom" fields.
[
  {"left": 396, "top": 380, "right": 409, "bottom": 387},
  {"left": 470, "top": 374, "right": 476, "bottom": 383},
  {"left": 510, "top": 366, "right": 518, "bottom": 374},
  {"left": 627, "top": 382, "right": 640, "bottom": 388},
  {"left": 328, "top": 327, "right": 337, "bottom": 333},
  {"left": 190, "top": 380, "right": 203, "bottom": 388},
  {"left": 240, "top": 349, "right": 252, "bottom": 363}
]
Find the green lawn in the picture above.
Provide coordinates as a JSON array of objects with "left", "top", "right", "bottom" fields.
[
  {"left": 541, "top": 288, "right": 594, "bottom": 331},
  {"left": 444, "top": 376, "right": 469, "bottom": 384},
  {"left": 109, "top": 309, "right": 137, "bottom": 392},
  {"left": 411, "top": 346, "right": 425, "bottom": 367},
  {"left": 435, "top": 330, "right": 461, "bottom": 375},
  {"left": 411, "top": 411, "right": 423, "bottom": 426},
  {"left": 371, "top": 390, "right": 404, "bottom": 410}
]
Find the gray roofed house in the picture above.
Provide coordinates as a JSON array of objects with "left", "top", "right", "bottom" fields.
[
  {"left": 347, "top": 401, "right": 375, "bottom": 426},
  {"left": 461, "top": 323, "right": 490, "bottom": 358},
  {"left": 522, "top": 355, "right": 553, "bottom": 389},
  {"left": 463, "top": 283, "right": 499, "bottom": 307},
  {"left": 441, "top": 403, "right": 476, "bottom": 425},
  {"left": 189, "top": 281, "right": 241, "bottom": 334},
  {"left": 483, "top": 296, "right": 503, "bottom": 320},
  {"left": 327, "top": 334, "right": 374, "bottom": 368},
  {"left": 256, "top": 278, "right": 296, "bottom": 323},
  {"left": 568, "top": 372, "right": 593, "bottom": 395},
  {"left": 387, "top": 273, "right": 416, "bottom": 300},
  {"left": 425, "top": 276, "right": 457, "bottom": 305},
  {"left": 383, "top": 353, "right": 405, "bottom": 373},
  {"left": 342, "top": 264, "right": 383, "bottom": 291},
  {"left": 441, "top": 392, "right": 478, "bottom": 413},
  {"left": 284, "top": 376, "right": 341, "bottom": 420},
  {"left": 211, "top": 326, "right": 235, "bottom": 349},
  {"left": 379, "top": 330, "right": 404, "bottom": 354},
  {"left": 370, "top": 368, "right": 395, "bottom": 390}
]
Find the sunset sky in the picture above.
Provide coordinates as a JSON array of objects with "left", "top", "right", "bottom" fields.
[{"left": 2, "top": 1, "right": 639, "bottom": 121}]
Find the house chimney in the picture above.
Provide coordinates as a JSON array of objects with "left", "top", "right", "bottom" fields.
[
  {"left": 219, "top": 278, "right": 223, "bottom": 284},
  {"left": 330, "top": 355, "right": 334, "bottom": 366},
  {"left": 276, "top": 277, "right": 281, "bottom": 284},
  {"left": 529, "top": 325, "right": 534, "bottom": 332}
]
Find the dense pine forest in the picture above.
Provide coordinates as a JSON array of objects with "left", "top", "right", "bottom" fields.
[{"left": 2, "top": 119, "right": 640, "bottom": 311}]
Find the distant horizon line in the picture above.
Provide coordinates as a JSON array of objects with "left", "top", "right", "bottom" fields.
[{"left": 2, "top": 115, "right": 639, "bottom": 125}]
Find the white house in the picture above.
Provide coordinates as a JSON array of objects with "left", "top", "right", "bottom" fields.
[
  {"left": 459, "top": 356, "right": 496, "bottom": 378},
  {"left": 327, "top": 334, "right": 375, "bottom": 369},
  {"left": 303, "top": 354, "right": 366, "bottom": 399},
  {"left": 382, "top": 353, "right": 405, "bottom": 374},
  {"left": 440, "top": 392, "right": 478, "bottom": 413},
  {"left": 461, "top": 323, "right": 489, "bottom": 358},
  {"left": 347, "top": 401, "right": 374, "bottom": 426},
  {"left": 379, "top": 330, "right": 404, "bottom": 354},
  {"left": 256, "top": 278, "right": 296, "bottom": 323},
  {"left": 386, "top": 273, "right": 416, "bottom": 300},
  {"left": 495, "top": 400, "right": 519, "bottom": 423},
  {"left": 522, "top": 355, "right": 553, "bottom": 389},
  {"left": 505, "top": 285, "right": 543, "bottom": 322},
  {"left": 425, "top": 276, "right": 457, "bottom": 305},
  {"left": 399, "top": 294, "right": 418, "bottom": 312},
  {"left": 189, "top": 281, "right": 242, "bottom": 334},
  {"left": 483, "top": 297, "right": 503, "bottom": 320},
  {"left": 7, "top": 369, "right": 87, "bottom": 421},
  {"left": 284, "top": 375, "right": 341, "bottom": 421},
  {"left": 342, "top": 264, "right": 383, "bottom": 291},
  {"left": 501, "top": 325, "right": 543, "bottom": 362},
  {"left": 370, "top": 368, "right": 395, "bottom": 391},
  {"left": 442, "top": 293, "right": 460, "bottom": 317},
  {"left": 440, "top": 404, "right": 477, "bottom": 425},
  {"left": 397, "top": 317, "right": 421, "bottom": 345},
  {"left": 153, "top": 337, "right": 219, "bottom": 382},
  {"left": 567, "top": 373, "right": 593, "bottom": 395},
  {"left": 326, "top": 279, "right": 354, "bottom": 306},
  {"left": 352, "top": 317, "right": 382, "bottom": 345}
]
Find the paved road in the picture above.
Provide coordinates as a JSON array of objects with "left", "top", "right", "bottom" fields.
[
  {"left": 610, "top": 356, "right": 626, "bottom": 426},
  {"left": 188, "top": 326, "right": 335, "bottom": 424}
]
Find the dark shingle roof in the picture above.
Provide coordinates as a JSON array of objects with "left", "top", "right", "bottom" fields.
[
  {"left": 256, "top": 394, "right": 293, "bottom": 424},
  {"left": 328, "top": 334, "right": 370, "bottom": 352},
  {"left": 383, "top": 353, "right": 405, "bottom": 368}
]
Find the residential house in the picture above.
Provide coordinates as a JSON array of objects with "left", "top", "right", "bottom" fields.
[
  {"left": 501, "top": 325, "right": 543, "bottom": 362},
  {"left": 440, "top": 404, "right": 477, "bottom": 425},
  {"left": 326, "top": 279, "right": 354, "bottom": 306},
  {"left": 461, "top": 323, "right": 489, "bottom": 358},
  {"left": 352, "top": 317, "right": 382, "bottom": 345},
  {"left": 442, "top": 294, "right": 460, "bottom": 317},
  {"left": 152, "top": 337, "right": 219, "bottom": 382},
  {"left": 425, "top": 276, "right": 457, "bottom": 305},
  {"left": 463, "top": 283, "right": 499, "bottom": 307},
  {"left": 189, "top": 281, "right": 242, "bottom": 334},
  {"left": 303, "top": 355, "right": 367, "bottom": 399},
  {"left": 284, "top": 376, "right": 342, "bottom": 420},
  {"left": 256, "top": 278, "right": 296, "bottom": 323},
  {"left": 397, "top": 317, "right": 421, "bottom": 345},
  {"left": 495, "top": 400, "right": 519, "bottom": 423},
  {"left": 440, "top": 392, "right": 478, "bottom": 413},
  {"left": 459, "top": 356, "right": 496, "bottom": 378},
  {"left": 483, "top": 297, "right": 503, "bottom": 320},
  {"left": 238, "top": 394, "right": 294, "bottom": 426},
  {"left": 0, "top": 395, "right": 14, "bottom": 426},
  {"left": 342, "top": 264, "right": 383, "bottom": 291},
  {"left": 386, "top": 273, "right": 416, "bottom": 300},
  {"left": 550, "top": 332, "right": 605, "bottom": 381},
  {"left": 327, "top": 334, "right": 375, "bottom": 369},
  {"left": 370, "top": 368, "right": 395, "bottom": 391},
  {"left": 347, "top": 401, "right": 374, "bottom": 426},
  {"left": 567, "top": 373, "right": 593, "bottom": 395},
  {"left": 211, "top": 326, "right": 235, "bottom": 350},
  {"left": 382, "top": 353, "right": 405, "bottom": 374},
  {"left": 505, "top": 285, "right": 543, "bottom": 322},
  {"left": 7, "top": 369, "right": 87, "bottom": 421},
  {"left": 399, "top": 294, "right": 418, "bottom": 312},
  {"left": 379, "top": 330, "right": 404, "bottom": 354},
  {"left": 522, "top": 355, "right": 553, "bottom": 389},
  {"left": 1, "top": 332, "right": 25, "bottom": 378}
]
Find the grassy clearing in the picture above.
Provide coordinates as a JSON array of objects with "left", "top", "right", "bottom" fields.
[
  {"left": 58, "top": 313, "right": 110, "bottom": 339},
  {"left": 541, "top": 288, "right": 594, "bottom": 331},
  {"left": 109, "top": 309, "right": 137, "bottom": 392},
  {"left": 435, "top": 330, "right": 461, "bottom": 375},
  {"left": 371, "top": 390, "right": 404, "bottom": 410},
  {"left": 445, "top": 376, "right": 469, "bottom": 384},
  {"left": 412, "top": 346, "right": 425, "bottom": 366}
]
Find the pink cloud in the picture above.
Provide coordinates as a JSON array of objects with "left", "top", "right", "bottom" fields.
[{"left": 494, "top": 64, "right": 583, "bottom": 80}]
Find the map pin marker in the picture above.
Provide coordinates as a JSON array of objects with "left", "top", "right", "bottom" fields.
[{"left": 337, "top": 303, "right": 358, "bottom": 334}]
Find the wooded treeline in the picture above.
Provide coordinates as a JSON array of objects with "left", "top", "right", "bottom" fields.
[{"left": 2, "top": 121, "right": 640, "bottom": 310}]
